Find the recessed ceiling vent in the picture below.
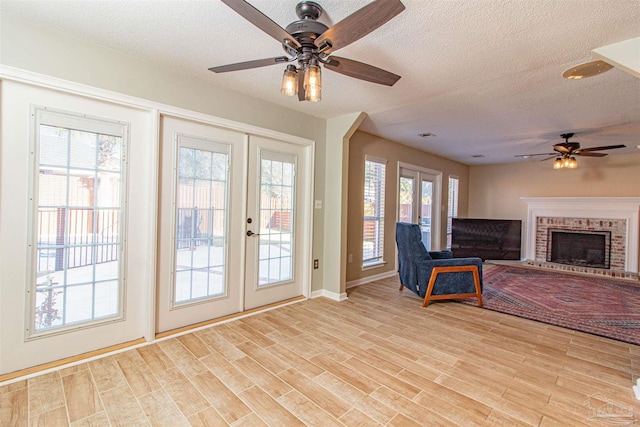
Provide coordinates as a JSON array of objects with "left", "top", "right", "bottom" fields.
[{"left": 418, "top": 132, "right": 436, "bottom": 138}]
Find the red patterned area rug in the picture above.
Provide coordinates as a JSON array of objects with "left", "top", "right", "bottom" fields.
[{"left": 460, "top": 264, "right": 640, "bottom": 345}]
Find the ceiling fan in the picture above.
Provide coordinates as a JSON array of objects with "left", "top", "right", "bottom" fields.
[
  {"left": 209, "top": 0, "right": 405, "bottom": 102},
  {"left": 514, "top": 133, "right": 626, "bottom": 169}
]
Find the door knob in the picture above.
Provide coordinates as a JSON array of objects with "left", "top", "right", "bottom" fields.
[{"left": 247, "top": 230, "right": 260, "bottom": 237}]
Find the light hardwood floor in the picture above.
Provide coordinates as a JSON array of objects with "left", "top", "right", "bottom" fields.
[{"left": 2, "top": 276, "right": 640, "bottom": 426}]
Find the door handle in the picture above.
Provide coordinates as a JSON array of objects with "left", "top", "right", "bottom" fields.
[{"left": 247, "top": 230, "right": 260, "bottom": 237}]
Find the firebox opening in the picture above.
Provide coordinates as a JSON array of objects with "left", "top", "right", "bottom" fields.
[{"left": 547, "top": 229, "right": 611, "bottom": 269}]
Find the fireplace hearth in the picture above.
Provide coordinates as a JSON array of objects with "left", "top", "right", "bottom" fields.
[{"left": 547, "top": 229, "right": 611, "bottom": 269}]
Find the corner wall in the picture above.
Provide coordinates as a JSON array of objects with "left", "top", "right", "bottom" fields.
[{"left": 346, "top": 131, "right": 470, "bottom": 283}]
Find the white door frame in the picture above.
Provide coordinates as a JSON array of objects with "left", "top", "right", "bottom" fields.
[{"left": 397, "top": 162, "right": 443, "bottom": 250}]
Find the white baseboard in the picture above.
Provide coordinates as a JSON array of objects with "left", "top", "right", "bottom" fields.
[
  {"left": 346, "top": 270, "right": 398, "bottom": 289},
  {"left": 310, "top": 270, "right": 398, "bottom": 300},
  {"left": 310, "top": 289, "right": 348, "bottom": 301}
]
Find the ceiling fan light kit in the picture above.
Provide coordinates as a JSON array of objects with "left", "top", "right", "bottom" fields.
[
  {"left": 554, "top": 156, "right": 577, "bottom": 169},
  {"left": 515, "top": 132, "right": 626, "bottom": 169},
  {"left": 212, "top": 0, "right": 405, "bottom": 102}
]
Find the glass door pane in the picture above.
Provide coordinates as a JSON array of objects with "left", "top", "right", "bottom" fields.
[
  {"left": 257, "top": 154, "right": 295, "bottom": 286},
  {"left": 174, "top": 145, "right": 229, "bottom": 304},
  {"left": 421, "top": 180, "right": 433, "bottom": 251},
  {"left": 398, "top": 176, "right": 414, "bottom": 223}
]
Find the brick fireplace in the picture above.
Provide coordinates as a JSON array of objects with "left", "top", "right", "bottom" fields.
[
  {"left": 537, "top": 217, "right": 623, "bottom": 270},
  {"left": 522, "top": 197, "right": 640, "bottom": 273}
]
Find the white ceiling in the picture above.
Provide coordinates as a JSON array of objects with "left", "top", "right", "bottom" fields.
[{"left": 2, "top": 0, "right": 639, "bottom": 164}]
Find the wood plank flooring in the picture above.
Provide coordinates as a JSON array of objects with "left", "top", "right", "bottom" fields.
[{"left": 2, "top": 276, "right": 640, "bottom": 426}]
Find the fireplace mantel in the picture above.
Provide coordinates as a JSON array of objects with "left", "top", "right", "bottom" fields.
[{"left": 521, "top": 197, "right": 640, "bottom": 273}]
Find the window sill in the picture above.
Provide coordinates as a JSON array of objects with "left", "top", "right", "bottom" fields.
[{"left": 362, "top": 261, "right": 387, "bottom": 271}]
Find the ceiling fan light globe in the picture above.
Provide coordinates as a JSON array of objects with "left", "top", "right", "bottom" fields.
[
  {"left": 305, "top": 84, "right": 321, "bottom": 102},
  {"left": 553, "top": 158, "right": 563, "bottom": 169},
  {"left": 303, "top": 62, "right": 322, "bottom": 102},
  {"left": 303, "top": 63, "right": 321, "bottom": 88},
  {"left": 281, "top": 65, "right": 298, "bottom": 97}
]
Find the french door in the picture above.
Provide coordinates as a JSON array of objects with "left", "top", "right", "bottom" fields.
[
  {"left": 157, "top": 116, "right": 310, "bottom": 333},
  {"left": 157, "top": 116, "right": 245, "bottom": 333},
  {"left": 398, "top": 165, "right": 442, "bottom": 251},
  {"left": 244, "top": 136, "right": 306, "bottom": 310}
]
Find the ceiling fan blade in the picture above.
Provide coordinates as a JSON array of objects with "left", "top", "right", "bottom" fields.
[
  {"left": 314, "top": 0, "right": 405, "bottom": 54},
  {"left": 513, "top": 153, "right": 556, "bottom": 158},
  {"left": 575, "top": 144, "right": 626, "bottom": 153},
  {"left": 221, "top": 0, "right": 300, "bottom": 48},
  {"left": 540, "top": 156, "right": 557, "bottom": 162},
  {"left": 576, "top": 152, "right": 607, "bottom": 157},
  {"left": 209, "top": 56, "right": 290, "bottom": 73},
  {"left": 324, "top": 56, "right": 401, "bottom": 86}
]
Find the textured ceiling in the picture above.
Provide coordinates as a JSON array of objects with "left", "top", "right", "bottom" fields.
[{"left": 2, "top": 0, "right": 639, "bottom": 164}]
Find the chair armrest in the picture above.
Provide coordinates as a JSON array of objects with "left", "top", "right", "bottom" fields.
[
  {"left": 427, "top": 257, "right": 483, "bottom": 272},
  {"left": 416, "top": 257, "right": 484, "bottom": 290},
  {"left": 428, "top": 250, "right": 453, "bottom": 259}
]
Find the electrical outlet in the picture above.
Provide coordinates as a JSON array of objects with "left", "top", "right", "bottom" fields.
[
  {"left": 348, "top": 254, "right": 353, "bottom": 263},
  {"left": 313, "top": 259, "right": 319, "bottom": 269}
]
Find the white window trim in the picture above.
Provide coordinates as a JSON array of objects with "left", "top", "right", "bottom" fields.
[{"left": 362, "top": 260, "right": 387, "bottom": 271}]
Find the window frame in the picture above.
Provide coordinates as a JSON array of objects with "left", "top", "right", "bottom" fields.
[{"left": 27, "top": 106, "right": 129, "bottom": 339}]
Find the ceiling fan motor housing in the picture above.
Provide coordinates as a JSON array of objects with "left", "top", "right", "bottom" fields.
[
  {"left": 285, "top": 3, "right": 329, "bottom": 61},
  {"left": 555, "top": 142, "right": 581, "bottom": 151},
  {"left": 285, "top": 20, "right": 328, "bottom": 41},
  {"left": 286, "top": 1, "right": 328, "bottom": 46}
]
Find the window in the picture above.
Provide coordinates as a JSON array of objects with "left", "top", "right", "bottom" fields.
[
  {"left": 31, "top": 109, "right": 127, "bottom": 333},
  {"left": 363, "top": 157, "right": 386, "bottom": 267},
  {"left": 447, "top": 176, "right": 459, "bottom": 248}
]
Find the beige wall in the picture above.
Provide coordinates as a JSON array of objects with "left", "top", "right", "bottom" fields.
[
  {"left": 346, "top": 131, "right": 470, "bottom": 283},
  {"left": 468, "top": 153, "right": 640, "bottom": 220},
  {"left": 0, "top": 15, "right": 330, "bottom": 290}
]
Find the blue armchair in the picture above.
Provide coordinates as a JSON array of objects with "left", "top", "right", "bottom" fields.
[{"left": 396, "top": 222, "right": 483, "bottom": 307}]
